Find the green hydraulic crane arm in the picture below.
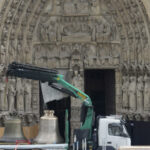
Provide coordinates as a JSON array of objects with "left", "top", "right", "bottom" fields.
[
  {"left": 54, "top": 74, "right": 93, "bottom": 133},
  {"left": 6, "top": 62, "right": 93, "bottom": 137},
  {"left": 55, "top": 74, "right": 92, "bottom": 106}
]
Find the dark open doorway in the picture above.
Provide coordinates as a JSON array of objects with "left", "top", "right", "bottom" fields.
[{"left": 84, "top": 69, "right": 115, "bottom": 117}]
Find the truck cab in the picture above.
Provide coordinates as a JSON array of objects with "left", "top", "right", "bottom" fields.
[{"left": 97, "top": 116, "right": 131, "bottom": 150}]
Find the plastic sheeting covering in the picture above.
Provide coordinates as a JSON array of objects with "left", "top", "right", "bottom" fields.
[{"left": 41, "top": 70, "right": 69, "bottom": 103}]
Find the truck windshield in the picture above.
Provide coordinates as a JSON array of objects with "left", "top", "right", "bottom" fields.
[{"left": 108, "top": 123, "right": 129, "bottom": 137}]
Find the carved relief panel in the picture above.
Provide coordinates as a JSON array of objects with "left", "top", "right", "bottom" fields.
[
  {"left": 33, "top": 0, "right": 121, "bottom": 70},
  {"left": 62, "top": 0, "right": 100, "bottom": 16},
  {"left": 60, "top": 17, "right": 92, "bottom": 42},
  {"left": 37, "top": 16, "right": 58, "bottom": 43}
]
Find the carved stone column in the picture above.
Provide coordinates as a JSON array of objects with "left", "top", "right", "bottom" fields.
[
  {"left": 70, "top": 68, "right": 84, "bottom": 143},
  {"left": 69, "top": 49, "right": 84, "bottom": 143}
]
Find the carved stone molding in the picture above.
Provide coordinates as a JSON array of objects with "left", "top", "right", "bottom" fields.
[{"left": 123, "top": 113, "right": 150, "bottom": 121}]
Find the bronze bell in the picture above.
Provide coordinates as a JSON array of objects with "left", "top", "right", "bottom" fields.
[
  {"left": 34, "top": 110, "right": 63, "bottom": 144},
  {"left": 0, "top": 117, "right": 26, "bottom": 143}
]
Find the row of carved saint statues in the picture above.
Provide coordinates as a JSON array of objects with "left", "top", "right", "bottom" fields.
[
  {"left": 0, "top": 76, "right": 32, "bottom": 113},
  {"left": 122, "top": 73, "right": 150, "bottom": 112}
]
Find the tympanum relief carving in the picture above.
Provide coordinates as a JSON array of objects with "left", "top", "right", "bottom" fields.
[{"left": 34, "top": 1, "right": 120, "bottom": 68}]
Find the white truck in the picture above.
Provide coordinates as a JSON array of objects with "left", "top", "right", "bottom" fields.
[
  {"left": 97, "top": 116, "right": 130, "bottom": 149},
  {"left": 73, "top": 115, "right": 131, "bottom": 150}
]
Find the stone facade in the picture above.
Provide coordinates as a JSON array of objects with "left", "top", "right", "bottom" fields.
[{"left": 0, "top": 0, "right": 150, "bottom": 140}]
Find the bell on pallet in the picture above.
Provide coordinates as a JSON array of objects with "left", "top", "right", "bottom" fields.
[
  {"left": 34, "top": 110, "right": 63, "bottom": 144},
  {"left": 0, "top": 117, "right": 26, "bottom": 143}
]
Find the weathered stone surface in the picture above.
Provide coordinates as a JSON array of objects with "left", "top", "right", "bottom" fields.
[{"left": 0, "top": 0, "right": 150, "bottom": 141}]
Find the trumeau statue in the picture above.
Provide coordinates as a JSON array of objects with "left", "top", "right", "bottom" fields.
[
  {"left": 128, "top": 75, "right": 136, "bottom": 111},
  {"left": 122, "top": 75, "right": 129, "bottom": 109},
  {"left": 72, "top": 66, "right": 83, "bottom": 107},
  {"left": 136, "top": 76, "right": 144, "bottom": 112},
  {"left": 72, "top": 70, "right": 83, "bottom": 91},
  {"left": 143, "top": 74, "right": 150, "bottom": 111}
]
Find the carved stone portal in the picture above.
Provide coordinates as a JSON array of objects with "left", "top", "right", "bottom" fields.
[{"left": 0, "top": 0, "right": 150, "bottom": 134}]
